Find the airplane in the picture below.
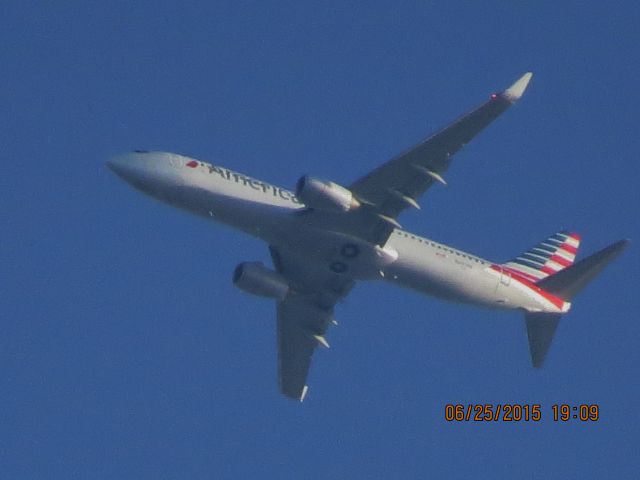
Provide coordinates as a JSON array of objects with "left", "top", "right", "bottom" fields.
[{"left": 108, "top": 72, "right": 628, "bottom": 401}]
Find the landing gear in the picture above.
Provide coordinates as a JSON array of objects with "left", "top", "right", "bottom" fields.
[{"left": 330, "top": 243, "right": 360, "bottom": 274}]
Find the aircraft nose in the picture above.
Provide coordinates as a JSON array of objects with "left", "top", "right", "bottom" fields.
[
  {"left": 107, "top": 152, "right": 148, "bottom": 187},
  {"left": 106, "top": 155, "right": 127, "bottom": 175}
]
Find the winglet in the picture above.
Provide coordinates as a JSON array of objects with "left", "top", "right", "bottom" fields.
[{"left": 503, "top": 72, "right": 533, "bottom": 102}]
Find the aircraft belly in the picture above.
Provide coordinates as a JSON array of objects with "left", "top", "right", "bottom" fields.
[
  {"left": 389, "top": 262, "right": 496, "bottom": 307},
  {"left": 383, "top": 236, "right": 501, "bottom": 308},
  {"left": 202, "top": 192, "right": 296, "bottom": 241},
  {"left": 272, "top": 224, "right": 397, "bottom": 281},
  {"left": 149, "top": 175, "right": 300, "bottom": 245}
]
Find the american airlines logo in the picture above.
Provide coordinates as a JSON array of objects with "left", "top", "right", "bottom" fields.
[{"left": 184, "top": 159, "right": 302, "bottom": 204}]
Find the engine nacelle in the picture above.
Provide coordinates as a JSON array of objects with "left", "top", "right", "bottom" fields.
[
  {"left": 295, "top": 176, "right": 360, "bottom": 213},
  {"left": 233, "top": 262, "right": 289, "bottom": 300}
]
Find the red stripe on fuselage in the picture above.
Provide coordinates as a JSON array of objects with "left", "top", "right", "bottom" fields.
[
  {"left": 491, "top": 265, "right": 565, "bottom": 310},
  {"left": 501, "top": 265, "right": 541, "bottom": 283}
]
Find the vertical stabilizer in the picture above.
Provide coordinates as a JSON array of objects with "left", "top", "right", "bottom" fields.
[{"left": 503, "top": 231, "right": 581, "bottom": 282}]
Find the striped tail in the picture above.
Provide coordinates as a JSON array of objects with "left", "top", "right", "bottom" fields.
[{"left": 502, "top": 231, "right": 581, "bottom": 282}]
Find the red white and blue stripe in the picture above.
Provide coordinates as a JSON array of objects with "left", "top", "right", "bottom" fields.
[{"left": 502, "top": 231, "right": 581, "bottom": 282}]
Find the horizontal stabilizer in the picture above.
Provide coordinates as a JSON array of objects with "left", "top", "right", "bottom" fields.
[
  {"left": 536, "top": 239, "right": 629, "bottom": 300},
  {"left": 525, "top": 313, "right": 561, "bottom": 368}
]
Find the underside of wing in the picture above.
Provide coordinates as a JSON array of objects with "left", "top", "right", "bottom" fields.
[
  {"left": 277, "top": 294, "right": 334, "bottom": 400},
  {"left": 270, "top": 245, "right": 354, "bottom": 400},
  {"left": 348, "top": 73, "right": 532, "bottom": 244}
]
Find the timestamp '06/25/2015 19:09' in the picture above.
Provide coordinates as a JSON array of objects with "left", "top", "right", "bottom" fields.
[{"left": 444, "top": 404, "right": 600, "bottom": 422}]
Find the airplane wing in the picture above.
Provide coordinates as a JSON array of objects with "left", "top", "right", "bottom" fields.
[
  {"left": 270, "top": 73, "right": 533, "bottom": 399},
  {"left": 349, "top": 72, "right": 532, "bottom": 244},
  {"left": 270, "top": 246, "right": 354, "bottom": 400}
]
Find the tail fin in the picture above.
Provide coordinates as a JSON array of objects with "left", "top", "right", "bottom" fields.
[
  {"left": 503, "top": 231, "right": 581, "bottom": 282},
  {"left": 524, "top": 239, "right": 629, "bottom": 367},
  {"left": 536, "top": 239, "right": 630, "bottom": 300}
]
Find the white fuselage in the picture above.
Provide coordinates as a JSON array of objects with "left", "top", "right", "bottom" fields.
[{"left": 109, "top": 151, "right": 569, "bottom": 314}]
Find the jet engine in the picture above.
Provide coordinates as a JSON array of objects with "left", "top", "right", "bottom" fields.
[
  {"left": 295, "top": 176, "right": 360, "bottom": 213},
  {"left": 232, "top": 262, "right": 289, "bottom": 300}
]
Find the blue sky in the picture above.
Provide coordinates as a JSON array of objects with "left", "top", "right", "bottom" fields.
[{"left": 2, "top": 2, "right": 639, "bottom": 478}]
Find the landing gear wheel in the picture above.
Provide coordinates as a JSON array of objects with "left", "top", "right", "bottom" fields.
[{"left": 340, "top": 243, "right": 360, "bottom": 258}]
